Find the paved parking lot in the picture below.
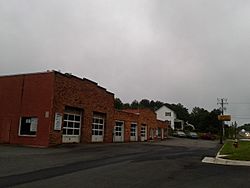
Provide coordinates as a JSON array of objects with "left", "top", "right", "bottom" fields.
[{"left": 1, "top": 138, "right": 250, "bottom": 188}]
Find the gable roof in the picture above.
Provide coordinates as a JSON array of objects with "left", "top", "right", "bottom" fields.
[{"left": 155, "top": 104, "right": 176, "bottom": 113}]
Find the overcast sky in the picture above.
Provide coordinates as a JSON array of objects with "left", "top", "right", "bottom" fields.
[{"left": 1, "top": 0, "right": 250, "bottom": 125}]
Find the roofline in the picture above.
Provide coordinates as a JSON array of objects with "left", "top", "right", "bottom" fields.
[
  {"left": 0, "top": 70, "right": 114, "bottom": 95},
  {"left": 0, "top": 70, "right": 54, "bottom": 78},
  {"left": 155, "top": 104, "right": 176, "bottom": 113},
  {"left": 54, "top": 71, "right": 114, "bottom": 95}
]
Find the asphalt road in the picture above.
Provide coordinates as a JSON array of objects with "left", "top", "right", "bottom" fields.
[{"left": 0, "top": 138, "right": 250, "bottom": 188}]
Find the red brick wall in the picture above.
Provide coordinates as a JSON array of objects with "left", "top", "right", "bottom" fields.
[
  {"left": 115, "top": 109, "right": 169, "bottom": 142},
  {"left": 51, "top": 72, "right": 115, "bottom": 145},
  {"left": 114, "top": 110, "right": 139, "bottom": 142},
  {"left": 0, "top": 72, "right": 54, "bottom": 147}
]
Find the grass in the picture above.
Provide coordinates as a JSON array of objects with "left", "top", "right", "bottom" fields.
[{"left": 220, "top": 140, "right": 250, "bottom": 161}]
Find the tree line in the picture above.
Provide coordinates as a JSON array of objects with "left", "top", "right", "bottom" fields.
[{"left": 115, "top": 98, "right": 221, "bottom": 134}]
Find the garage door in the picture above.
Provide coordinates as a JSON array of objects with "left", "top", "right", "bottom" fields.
[
  {"left": 92, "top": 115, "right": 105, "bottom": 142},
  {"left": 62, "top": 112, "right": 81, "bottom": 143},
  {"left": 130, "top": 123, "right": 137, "bottom": 141},
  {"left": 141, "top": 125, "right": 147, "bottom": 141},
  {"left": 113, "top": 121, "right": 124, "bottom": 142}
]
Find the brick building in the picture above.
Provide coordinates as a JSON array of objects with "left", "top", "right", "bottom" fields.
[
  {"left": 0, "top": 71, "right": 114, "bottom": 147},
  {"left": 115, "top": 109, "right": 168, "bottom": 142},
  {"left": 0, "top": 71, "right": 169, "bottom": 147}
]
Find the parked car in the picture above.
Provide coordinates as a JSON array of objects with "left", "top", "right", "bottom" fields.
[
  {"left": 173, "top": 131, "right": 186, "bottom": 138},
  {"left": 186, "top": 132, "right": 198, "bottom": 139},
  {"left": 200, "top": 132, "right": 216, "bottom": 140}
]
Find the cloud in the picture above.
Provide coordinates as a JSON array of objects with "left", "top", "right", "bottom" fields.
[{"left": 0, "top": 0, "right": 250, "bottom": 124}]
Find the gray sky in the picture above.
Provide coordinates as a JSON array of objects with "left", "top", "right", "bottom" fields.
[{"left": 1, "top": 0, "right": 250, "bottom": 125}]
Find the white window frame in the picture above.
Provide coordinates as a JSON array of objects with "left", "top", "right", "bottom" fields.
[
  {"left": 18, "top": 117, "right": 38, "bottom": 137},
  {"left": 165, "top": 112, "right": 171, "bottom": 116},
  {"left": 130, "top": 123, "right": 137, "bottom": 137},
  {"left": 92, "top": 116, "right": 105, "bottom": 137},
  {"left": 114, "top": 121, "right": 124, "bottom": 137},
  {"left": 141, "top": 126, "right": 146, "bottom": 137},
  {"left": 63, "top": 112, "right": 81, "bottom": 137}
]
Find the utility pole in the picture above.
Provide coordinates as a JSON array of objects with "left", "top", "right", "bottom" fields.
[
  {"left": 217, "top": 98, "right": 228, "bottom": 144},
  {"left": 234, "top": 121, "right": 237, "bottom": 139}
]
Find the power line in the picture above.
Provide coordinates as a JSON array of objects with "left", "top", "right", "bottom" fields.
[{"left": 229, "top": 103, "right": 250, "bottom": 105}]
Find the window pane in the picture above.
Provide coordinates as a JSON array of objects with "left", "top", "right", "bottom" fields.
[
  {"left": 75, "top": 123, "right": 80, "bottom": 128},
  {"left": 74, "top": 129, "right": 80, "bottom": 135},
  {"left": 75, "top": 115, "right": 80, "bottom": 121},
  {"left": 68, "top": 129, "right": 73, "bottom": 135},
  {"left": 99, "top": 119, "right": 104, "bottom": 124},
  {"left": 68, "top": 122, "right": 73, "bottom": 128},
  {"left": 95, "top": 124, "right": 99, "bottom": 130},
  {"left": 64, "top": 114, "right": 68, "bottom": 120},
  {"left": 69, "top": 115, "right": 74, "bottom": 121}
]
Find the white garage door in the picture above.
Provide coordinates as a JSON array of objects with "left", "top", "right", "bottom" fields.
[
  {"left": 92, "top": 115, "right": 105, "bottom": 142},
  {"left": 113, "top": 121, "right": 124, "bottom": 142},
  {"left": 62, "top": 112, "right": 81, "bottom": 143},
  {"left": 141, "top": 125, "right": 147, "bottom": 141},
  {"left": 130, "top": 123, "right": 137, "bottom": 141}
]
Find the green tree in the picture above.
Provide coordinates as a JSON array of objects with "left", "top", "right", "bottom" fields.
[
  {"left": 114, "top": 98, "right": 123, "bottom": 109},
  {"left": 139, "top": 99, "right": 151, "bottom": 109},
  {"left": 131, "top": 100, "right": 139, "bottom": 109},
  {"left": 170, "top": 103, "right": 189, "bottom": 122},
  {"left": 189, "top": 107, "right": 220, "bottom": 133}
]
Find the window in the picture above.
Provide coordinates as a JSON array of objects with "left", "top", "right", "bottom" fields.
[
  {"left": 165, "top": 112, "right": 171, "bottom": 116},
  {"left": 19, "top": 117, "right": 38, "bottom": 136},
  {"left": 92, "top": 115, "right": 105, "bottom": 136},
  {"left": 63, "top": 113, "right": 81, "bottom": 136}
]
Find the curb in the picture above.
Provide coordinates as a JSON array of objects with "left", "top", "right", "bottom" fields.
[{"left": 202, "top": 157, "right": 250, "bottom": 166}]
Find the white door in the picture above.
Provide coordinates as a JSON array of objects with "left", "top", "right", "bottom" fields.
[
  {"left": 62, "top": 112, "right": 81, "bottom": 143},
  {"left": 161, "top": 128, "right": 164, "bottom": 139},
  {"left": 113, "top": 121, "right": 124, "bottom": 142},
  {"left": 141, "top": 125, "right": 147, "bottom": 141},
  {"left": 92, "top": 115, "right": 104, "bottom": 142},
  {"left": 130, "top": 123, "right": 137, "bottom": 141}
]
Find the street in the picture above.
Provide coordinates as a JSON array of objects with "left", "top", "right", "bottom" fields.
[{"left": 0, "top": 138, "right": 250, "bottom": 188}]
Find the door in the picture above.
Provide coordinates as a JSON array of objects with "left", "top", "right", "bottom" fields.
[
  {"left": 92, "top": 115, "right": 105, "bottom": 142},
  {"left": 161, "top": 128, "right": 164, "bottom": 139},
  {"left": 0, "top": 118, "right": 11, "bottom": 143},
  {"left": 113, "top": 121, "right": 124, "bottom": 142},
  {"left": 141, "top": 125, "right": 147, "bottom": 141},
  {"left": 62, "top": 112, "right": 82, "bottom": 143},
  {"left": 130, "top": 123, "right": 137, "bottom": 141},
  {"left": 150, "top": 128, "right": 154, "bottom": 140}
]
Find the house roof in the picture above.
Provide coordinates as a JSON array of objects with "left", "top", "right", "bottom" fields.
[{"left": 155, "top": 104, "right": 176, "bottom": 113}]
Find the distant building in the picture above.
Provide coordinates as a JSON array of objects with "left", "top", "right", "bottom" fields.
[{"left": 155, "top": 105, "right": 184, "bottom": 130}]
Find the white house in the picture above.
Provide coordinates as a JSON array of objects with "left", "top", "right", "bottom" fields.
[
  {"left": 155, "top": 105, "right": 176, "bottom": 130},
  {"left": 155, "top": 105, "right": 185, "bottom": 130}
]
